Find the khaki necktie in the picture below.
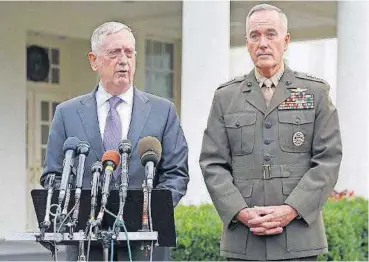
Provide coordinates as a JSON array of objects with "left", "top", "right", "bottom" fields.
[{"left": 261, "top": 78, "right": 274, "bottom": 106}]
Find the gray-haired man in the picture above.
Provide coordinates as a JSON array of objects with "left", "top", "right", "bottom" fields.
[
  {"left": 200, "top": 4, "right": 342, "bottom": 261},
  {"left": 41, "top": 21, "right": 189, "bottom": 261}
]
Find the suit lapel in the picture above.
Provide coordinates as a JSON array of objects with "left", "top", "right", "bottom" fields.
[
  {"left": 128, "top": 88, "right": 151, "bottom": 153},
  {"left": 242, "top": 69, "right": 267, "bottom": 115},
  {"left": 77, "top": 87, "right": 105, "bottom": 160},
  {"left": 265, "top": 68, "right": 296, "bottom": 117}
]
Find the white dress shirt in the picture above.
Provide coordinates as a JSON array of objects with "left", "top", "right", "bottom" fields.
[{"left": 95, "top": 83, "right": 133, "bottom": 140}]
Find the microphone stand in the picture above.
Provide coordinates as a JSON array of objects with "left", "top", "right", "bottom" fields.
[
  {"left": 58, "top": 170, "right": 75, "bottom": 236},
  {"left": 116, "top": 151, "right": 129, "bottom": 230},
  {"left": 71, "top": 142, "right": 90, "bottom": 237},
  {"left": 139, "top": 180, "right": 151, "bottom": 256},
  {"left": 39, "top": 174, "right": 56, "bottom": 239}
]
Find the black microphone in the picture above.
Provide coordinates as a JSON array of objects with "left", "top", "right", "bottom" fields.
[
  {"left": 137, "top": 136, "right": 162, "bottom": 255},
  {"left": 137, "top": 136, "right": 162, "bottom": 192},
  {"left": 72, "top": 141, "right": 90, "bottom": 223},
  {"left": 96, "top": 150, "right": 120, "bottom": 224},
  {"left": 58, "top": 137, "right": 80, "bottom": 206},
  {"left": 90, "top": 161, "right": 103, "bottom": 221},
  {"left": 117, "top": 139, "right": 132, "bottom": 220}
]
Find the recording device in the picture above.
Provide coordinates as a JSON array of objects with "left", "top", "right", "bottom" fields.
[
  {"left": 117, "top": 139, "right": 132, "bottom": 221},
  {"left": 137, "top": 136, "right": 163, "bottom": 256},
  {"left": 137, "top": 136, "right": 162, "bottom": 192},
  {"left": 71, "top": 141, "right": 90, "bottom": 227},
  {"left": 96, "top": 150, "right": 120, "bottom": 224},
  {"left": 90, "top": 161, "right": 103, "bottom": 221},
  {"left": 40, "top": 173, "right": 56, "bottom": 232},
  {"left": 58, "top": 137, "right": 80, "bottom": 206}
]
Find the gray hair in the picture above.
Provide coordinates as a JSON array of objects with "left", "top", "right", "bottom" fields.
[
  {"left": 90, "top": 21, "right": 135, "bottom": 53},
  {"left": 246, "top": 4, "right": 288, "bottom": 34}
]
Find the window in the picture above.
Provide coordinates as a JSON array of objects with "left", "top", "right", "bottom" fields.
[
  {"left": 40, "top": 101, "right": 60, "bottom": 162},
  {"left": 26, "top": 45, "right": 60, "bottom": 84},
  {"left": 145, "top": 40, "right": 174, "bottom": 101}
]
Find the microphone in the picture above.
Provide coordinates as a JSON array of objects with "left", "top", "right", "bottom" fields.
[
  {"left": 72, "top": 141, "right": 90, "bottom": 224},
  {"left": 96, "top": 150, "right": 120, "bottom": 224},
  {"left": 117, "top": 139, "right": 132, "bottom": 221},
  {"left": 58, "top": 137, "right": 80, "bottom": 206},
  {"left": 137, "top": 136, "right": 162, "bottom": 192},
  {"left": 41, "top": 173, "right": 56, "bottom": 232},
  {"left": 90, "top": 161, "right": 103, "bottom": 221},
  {"left": 137, "top": 136, "right": 162, "bottom": 256}
]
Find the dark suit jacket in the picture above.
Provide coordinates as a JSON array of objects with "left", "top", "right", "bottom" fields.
[{"left": 41, "top": 87, "right": 189, "bottom": 205}]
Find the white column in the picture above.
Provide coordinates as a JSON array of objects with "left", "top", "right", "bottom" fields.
[
  {"left": 336, "top": 1, "right": 369, "bottom": 198},
  {"left": 180, "top": 0, "right": 230, "bottom": 205},
  {"left": 0, "top": 18, "right": 27, "bottom": 236}
]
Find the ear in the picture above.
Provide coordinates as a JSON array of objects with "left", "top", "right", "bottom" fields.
[
  {"left": 284, "top": 33, "right": 290, "bottom": 51},
  {"left": 88, "top": 52, "right": 98, "bottom": 72}
]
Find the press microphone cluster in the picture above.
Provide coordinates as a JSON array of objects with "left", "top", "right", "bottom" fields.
[{"left": 39, "top": 135, "right": 165, "bottom": 262}]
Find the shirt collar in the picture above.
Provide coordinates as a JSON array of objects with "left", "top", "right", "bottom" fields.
[
  {"left": 96, "top": 82, "right": 134, "bottom": 108},
  {"left": 254, "top": 63, "right": 285, "bottom": 88}
]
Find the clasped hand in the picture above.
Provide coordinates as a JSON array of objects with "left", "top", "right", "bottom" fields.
[{"left": 236, "top": 205, "right": 298, "bottom": 236}]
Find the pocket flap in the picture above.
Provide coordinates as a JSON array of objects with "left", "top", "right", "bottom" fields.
[
  {"left": 278, "top": 112, "right": 314, "bottom": 124},
  {"left": 234, "top": 180, "right": 253, "bottom": 197},
  {"left": 224, "top": 113, "right": 257, "bottom": 128},
  {"left": 282, "top": 179, "right": 300, "bottom": 195}
]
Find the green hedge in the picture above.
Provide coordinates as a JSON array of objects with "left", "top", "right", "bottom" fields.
[{"left": 171, "top": 197, "right": 368, "bottom": 261}]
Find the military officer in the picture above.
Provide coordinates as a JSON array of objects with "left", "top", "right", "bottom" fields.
[{"left": 199, "top": 3, "right": 342, "bottom": 261}]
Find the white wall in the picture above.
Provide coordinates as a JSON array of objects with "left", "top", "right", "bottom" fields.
[{"left": 0, "top": 17, "right": 27, "bottom": 237}]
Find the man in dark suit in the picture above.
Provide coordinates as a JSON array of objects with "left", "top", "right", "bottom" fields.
[
  {"left": 40, "top": 21, "right": 189, "bottom": 261},
  {"left": 200, "top": 3, "right": 342, "bottom": 261}
]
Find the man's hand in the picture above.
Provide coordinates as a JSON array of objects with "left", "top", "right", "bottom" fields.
[
  {"left": 236, "top": 207, "right": 283, "bottom": 235},
  {"left": 247, "top": 205, "right": 298, "bottom": 235}
]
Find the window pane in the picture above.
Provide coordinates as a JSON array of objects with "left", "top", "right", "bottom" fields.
[
  {"left": 165, "top": 73, "right": 174, "bottom": 100},
  {"left": 41, "top": 101, "right": 49, "bottom": 121},
  {"left": 41, "top": 125, "right": 49, "bottom": 145},
  {"left": 52, "top": 102, "right": 59, "bottom": 117},
  {"left": 51, "top": 68, "right": 59, "bottom": 84},
  {"left": 152, "top": 41, "right": 162, "bottom": 68},
  {"left": 51, "top": 48, "right": 59, "bottom": 65},
  {"left": 163, "top": 43, "right": 174, "bottom": 70},
  {"left": 41, "top": 148, "right": 46, "bottom": 163},
  {"left": 145, "top": 40, "right": 152, "bottom": 67},
  {"left": 145, "top": 70, "right": 153, "bottom": 93}
]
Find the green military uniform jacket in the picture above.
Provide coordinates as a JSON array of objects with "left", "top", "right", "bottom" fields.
[{"left": 199, "top": 66, "right": 342, "bottom": 260}]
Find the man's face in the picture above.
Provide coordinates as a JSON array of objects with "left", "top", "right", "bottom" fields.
[
  {"left": 89, "top": 30, "right": 136, "bottom": 95},
  {"left": 246, "top": 10, "right": 290, "bottom": 73}
]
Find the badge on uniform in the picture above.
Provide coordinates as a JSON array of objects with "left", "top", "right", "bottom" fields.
[
  {"left": 293, "top": 131, "right": 305, "bottom": 147},
  {"left": 278, "top": 88, "right": 314, "bottom": 110}
]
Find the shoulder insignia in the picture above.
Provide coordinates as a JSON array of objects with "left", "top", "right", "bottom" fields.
[
  {"left": 294, "top": 71, "right": 328, "bottom": 85},
  {"left": 217, "top": 75, "right": 246, "bottom": 90}
]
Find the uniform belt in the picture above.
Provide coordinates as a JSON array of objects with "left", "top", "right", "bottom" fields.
[{"left": 233, "top": 165, "right": 310, "bottom": 180}]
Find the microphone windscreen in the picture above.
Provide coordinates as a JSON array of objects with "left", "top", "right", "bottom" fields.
[
  {"left": 77, "top": 141, "right": 90, "bottom": 155},
  {"left": 137, "top": 136, "right": 162, "bottom": 166},
  {"left": 63, "top": 137, "right": 81, "bottom": 153},
  {"left": 118, "top": 139, "right": 132, "bottom": 154},
  {"left": 102, "top": 150, "right": 120, "bottom": 168},
  {"left": 91, "top": 161, "right": 103, "bottom": 174}
]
